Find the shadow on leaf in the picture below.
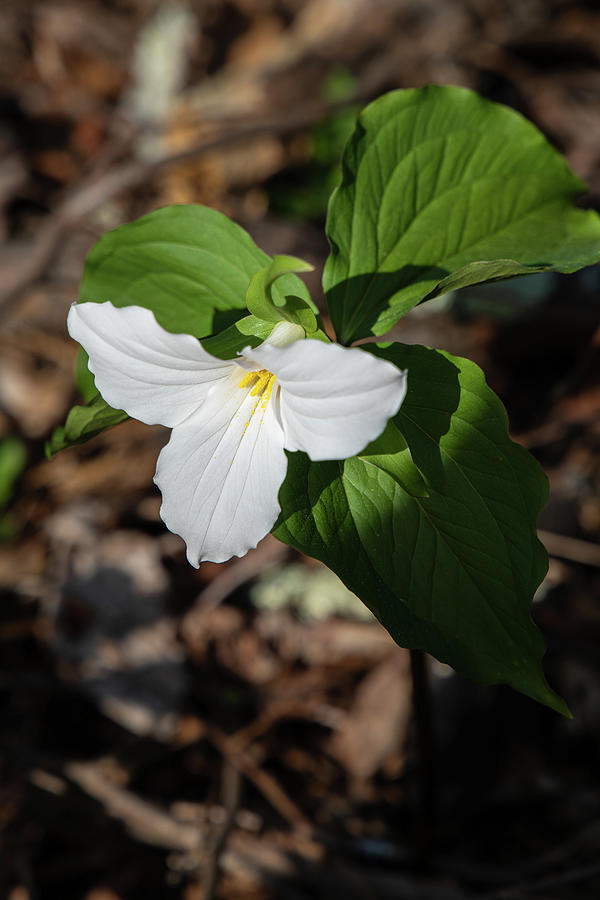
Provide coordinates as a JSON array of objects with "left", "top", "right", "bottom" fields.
[{"left": 325, "top": 267, "right": 449, "bottom": 344}]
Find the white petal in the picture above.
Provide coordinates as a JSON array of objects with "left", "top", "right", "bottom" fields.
[
  {"left": 154, "top": 369, "right": 287, "bottom": 565},
  {"left": 68, "top": 302, "right": 236, "bottom": 427},
  {"left": 242, "top": 340, "right": 407, "bottom": 461}
]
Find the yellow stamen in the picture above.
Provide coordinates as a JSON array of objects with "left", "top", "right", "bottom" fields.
[
  {"left": 237, "top": 368, "right": 277, "bottom": 436},
  {"left": 238, "top": 368, "right": 275, "bottom": 398},
  {"left": 238, "top": 370, "right": 259, "bottom": 390},
  {"left": 260, "top": 373, "right": 276, "bottom": 405}
]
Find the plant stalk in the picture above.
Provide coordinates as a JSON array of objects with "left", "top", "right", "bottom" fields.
[{"left": 409, "top": 648, "right": 437, "bottom": 862}]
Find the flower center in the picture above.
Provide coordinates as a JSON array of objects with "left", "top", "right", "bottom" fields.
[{"left": 238, "top": 368, "right": 276, "bottom": 402}]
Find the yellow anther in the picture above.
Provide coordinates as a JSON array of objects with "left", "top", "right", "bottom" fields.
[
  {"left": 238, "top": 370, "right": 259, "bottom": 390},
  {"left": 261, "top": 373, "right": 276, "bottom": 405},
  {"left": 250, "top": 370, "right": 272, "bottom": 396},
  {"left": 238, "top": 369, "right": 277, "bottom": 436},
  {"left": 238, "top": 368, "right": 275, "bottom": 397}
]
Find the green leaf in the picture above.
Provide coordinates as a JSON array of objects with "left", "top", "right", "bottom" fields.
[
  {"left": 324, "top": 85, "right": 600, "bottom": 343},
  {"left": 0, "top": 437, "right": 27, "bottom": 507},
  {"left": 80, "top": 205, "right": 310, "bottom": 338},
  {"left": 46, "top": 395, "right": 128, "bottom": 458},
  {"left": 360, "top": 421, "right": 428, "bottom": 498},
  {"left": 274, "top": 343, "right": 568, "bottom": 715},
  {"left": 423, "top": 258, "right": 548, "bottom": 300}
]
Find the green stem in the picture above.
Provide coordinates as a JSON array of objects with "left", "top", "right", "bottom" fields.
[{"left": 409, "top": 648, "right": 437, "bottom": 862}]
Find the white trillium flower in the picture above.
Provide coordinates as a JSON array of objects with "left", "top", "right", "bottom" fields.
[{"left": 67, "top": 302, "right": 407, "bottom": 566}]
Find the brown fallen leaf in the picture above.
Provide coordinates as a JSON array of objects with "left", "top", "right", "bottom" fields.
[{"left": 329, "top": 648, "right": 412, "bottom": 783}]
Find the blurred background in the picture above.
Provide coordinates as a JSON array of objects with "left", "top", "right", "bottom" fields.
[{"left": 1, "top": 1, "right": 600, "bottom": 898}]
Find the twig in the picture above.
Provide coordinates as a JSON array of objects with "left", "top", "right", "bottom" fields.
[
  {"left": 208, "top": 726, "right": 312, "bottom": 833},
  {"left": 539, "top": 530, "right": 600, "bottom": 567},
  {"left": 225, "top": 698, "right": 326, "bottom": 752},
  {"left": 194, "top": 534, "right": 288, "bottom": 613},
  {"left": 64, "top": 761, "right": 203, "bottom": 852},
  {"left": 181, "top": 534, "right": 288, "bottom": 648},
  {"left": 203, "top": 759, "right": 241, "bottom": 900}
]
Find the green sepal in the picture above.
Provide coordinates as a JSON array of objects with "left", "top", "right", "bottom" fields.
[{"left": 246, "top": 255, "right": 318, "bottom": 333}]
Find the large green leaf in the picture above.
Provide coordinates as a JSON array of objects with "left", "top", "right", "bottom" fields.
[
  {"left": 80, "top": 205, "right": 310, "bottom": 338},
  {"left": 274, "top": 343, "right": 567, "bottom": 714},
  {"left": 324, "top": 86, "right": 600, "bottom": 343}
]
